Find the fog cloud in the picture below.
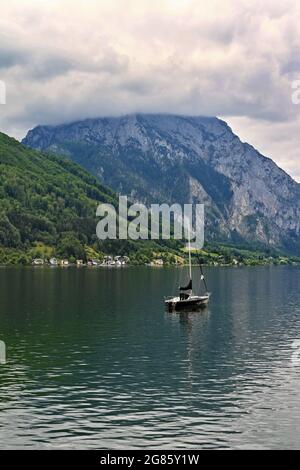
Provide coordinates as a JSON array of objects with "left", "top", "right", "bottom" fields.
[{"left": 0, "top": 0, "right": 299, "bottom": 179}]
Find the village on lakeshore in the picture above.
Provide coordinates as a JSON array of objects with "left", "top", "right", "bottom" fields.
[
  {"left": 32, "top": 255, "right": 131, "bottom": 267},
  {"left": 29, "top": 252, "right": 298, "bottom": 268},
  {"left": 30, "top": 256, "right": 181, "bottom": 268}
]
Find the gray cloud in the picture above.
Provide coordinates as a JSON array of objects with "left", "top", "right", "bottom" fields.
[
  {"left": 0, "top": 48, "right": 24, "bottom": 69},
  {"left": 0, "top": 0, "right": 299, "bottom": 180}
]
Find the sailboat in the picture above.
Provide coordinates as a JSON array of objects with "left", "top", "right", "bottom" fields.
[{"left": 164, "top": 227, "right": 210, "bottom": 311}]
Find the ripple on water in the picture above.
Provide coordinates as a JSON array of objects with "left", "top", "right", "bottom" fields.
[{"left": 0, "top": 266, "right": 300, "bottom": 449}]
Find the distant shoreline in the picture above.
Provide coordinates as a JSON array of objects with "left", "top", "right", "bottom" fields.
[{"left": 1, "top": 261, "right": 299, "bottom": 268}]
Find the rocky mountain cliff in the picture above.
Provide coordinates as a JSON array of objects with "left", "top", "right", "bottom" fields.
[{"left": 23, "top": 114, "right": 300, "bottom": 254}]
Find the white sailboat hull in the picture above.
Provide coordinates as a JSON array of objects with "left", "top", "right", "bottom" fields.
[{"left": 165, "top": 293, "right": 210, "bottom": 311}]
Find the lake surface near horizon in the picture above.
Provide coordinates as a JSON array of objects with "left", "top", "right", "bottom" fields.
[{"left": 0, "top": 265, "right": 300, "bottom": 449}]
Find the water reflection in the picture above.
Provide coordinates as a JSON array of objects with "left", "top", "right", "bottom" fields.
[{"left": 0, "top": 266, "right": 300, "bottom": 449}]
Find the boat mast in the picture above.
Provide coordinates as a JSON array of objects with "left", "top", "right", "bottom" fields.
[
  {"left": 188, "top": 227, "right": 192, "bottom": 281},
  {"left": 199, "top": 263, "right": 208, "bottom": 294}
]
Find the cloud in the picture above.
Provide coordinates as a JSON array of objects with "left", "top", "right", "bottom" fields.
[
  {"left": 224, "top": 115, "right": 300, "bottom": 182},
  {"left": 0, "top": 0, "right": 299, "bottom": 180}
]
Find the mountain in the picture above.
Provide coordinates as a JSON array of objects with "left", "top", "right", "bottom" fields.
[
  {"left": 0, "top": 132, "right": 118, "bottom": 262},
  {"left": 0, "top": 132, "right": 186, "bottom": 265},
  {"left": 23, "top": 113, "right": 300, "bottom": 254}
]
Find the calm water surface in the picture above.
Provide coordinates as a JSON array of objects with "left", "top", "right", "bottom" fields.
[{"left": 0, "top": 265, "right": 300, "bottom": 449}]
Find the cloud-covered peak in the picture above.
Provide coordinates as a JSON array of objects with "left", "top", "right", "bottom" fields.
[{"left": 0, "top": 0, "right": 300, "bottom": 179}]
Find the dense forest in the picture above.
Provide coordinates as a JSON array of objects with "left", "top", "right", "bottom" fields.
[
  {"left": 0, "top": 132, "right": 183, "bottom": 265},
  {"left": 0, "top": 132, "right": 299, "bottom": 266}
]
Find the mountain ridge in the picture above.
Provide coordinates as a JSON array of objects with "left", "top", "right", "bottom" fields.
[
  {"left": 23, "top": 113, "right": 300, "bottom": 255},
  {"left": 0, "top": 131, "right": 188, "bottom": 265}
]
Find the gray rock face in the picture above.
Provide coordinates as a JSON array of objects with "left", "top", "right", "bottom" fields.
[{"left": 23, "top": 114, "right": 300, "bottom": 253}]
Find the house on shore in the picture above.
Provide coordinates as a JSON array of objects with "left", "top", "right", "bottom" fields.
[{"left": 60, "top": 260, "right": 69, "bottom": 266}]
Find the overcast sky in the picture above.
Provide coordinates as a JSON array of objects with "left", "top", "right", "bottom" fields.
[{"left": 0, "top": 0, "right": 300, "bottom": 180}]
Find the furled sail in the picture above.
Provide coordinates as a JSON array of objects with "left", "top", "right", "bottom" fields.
[{"left": 180, "top": 279, "right": 192, "bottom": 291}]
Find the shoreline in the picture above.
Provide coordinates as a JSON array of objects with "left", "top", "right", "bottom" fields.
[{"left": 1, "top": 262, "right": 299, "bottom": 268}]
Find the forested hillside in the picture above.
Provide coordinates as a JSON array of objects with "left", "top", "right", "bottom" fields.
[
  {"left": 0, "top": 132, "right": 298, "bottom": 266},
  {"left": 0, "top": 132, "right": 116, "bottom": 263}
]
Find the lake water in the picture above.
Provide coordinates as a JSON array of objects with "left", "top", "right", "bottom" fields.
[{"left": 0, "top": 265, "right": 300, "bottom": 449}]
